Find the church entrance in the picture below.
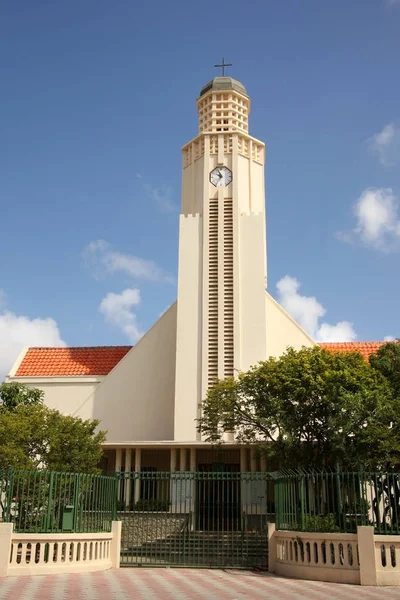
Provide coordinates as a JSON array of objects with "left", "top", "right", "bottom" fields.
[
  {"left": 196, "top": 463, "right": 241, "bottom": 531},
  {"left": 117, "top": 469, "right": 270, "bottom": 568}
]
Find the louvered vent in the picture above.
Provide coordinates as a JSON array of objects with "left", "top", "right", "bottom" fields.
[
  {"left": 224, "top": 199, "right": 234, "bottom": 377},
  {"left": 208, "top": 199, "right": 219, "bottom": 387}
]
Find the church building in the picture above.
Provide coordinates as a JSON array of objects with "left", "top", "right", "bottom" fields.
[{"left": 6, "top": 74, "right": 384, "bottom": 479}]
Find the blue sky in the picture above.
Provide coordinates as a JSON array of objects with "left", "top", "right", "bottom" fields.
[{"left": 1, "top": 0, "right": 399, "bottom": 377}]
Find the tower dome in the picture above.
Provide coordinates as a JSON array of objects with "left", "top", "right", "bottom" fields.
[{"left": 199, "top": 77, "right": 248, "bottom": 98}]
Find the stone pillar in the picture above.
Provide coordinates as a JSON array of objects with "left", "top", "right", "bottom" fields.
[
  {"left": 260, "top": 454, "right": 267, "bottom": 472},
  {"left": 190, "top": 448, "right": 196, "bottom": 472},
  {"left": 170, "top": 448, "right": 177, "bottom": 472},
  {"left": 357, "top": 526, "right": 378, "bottom": 586},
  {"left": 240, "top": 447, "right": 247, "bottom": 472},
  {"left": 115, "top": 448, "right": 122, "bottom": 502},
  {"left": 0, "top": 523, "right": 13, "bottom": 577},
  {"left": 115, "top": 448, "right": 122, "bottom": 472},
  {"left": 190, "top": 448, "right": 196, "bottom": 522},
  {"left": 134, "top": 448, "right": 142, "bottom": 504},
  {"left": 250, "top": 448, "right": 257, "bottom": 472},
  {"left": 267, "top": 522, "right": 276, "bottom": 573},
  {"left": 180, "top": 448, "right": 187, "bottom": 471},
  {"left": 124, "top": 448, "right": 132, "bottom": 507},
  {"left": 111, "top": 521, "right": 122, "bottom": 569}
]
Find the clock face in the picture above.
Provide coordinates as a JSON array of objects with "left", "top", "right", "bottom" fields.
[{"left": 210, "top": 166, "right": 232, "bottom": 187}]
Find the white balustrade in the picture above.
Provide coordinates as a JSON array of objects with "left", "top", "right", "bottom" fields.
[
  {"left": 272, "top": 530, "right": 360, "bottom": 585},
  {"left": 7, "top": 531, "right": 114, "bottom": 576}
]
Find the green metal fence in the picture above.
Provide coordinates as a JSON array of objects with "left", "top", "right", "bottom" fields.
[
  {"left": 274, "top": 469, "right": 400, "bottom": 535},
  {"left": 117, "top": 470, "right": 272, "bottom": 568},
  {"left": 0, "top": 468, "right": 117, "bottom": 533}
]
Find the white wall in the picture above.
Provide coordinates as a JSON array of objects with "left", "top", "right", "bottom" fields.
[
  {"left": 90, "top": 303, "right": 177, "bottom": 442},
  {"left": 174, "top": 215, "right": 203, "bottom": 442},
  {"left": 9, "top": 379, "right": 100, "bottom": 420},
  {"left": 238, "top": 214, "right": 267, "bottom": 372},
  {"left": 265, "top": 292, "right": 315, "bottom": 358}
]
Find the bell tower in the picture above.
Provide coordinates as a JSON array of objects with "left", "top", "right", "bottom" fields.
[{"left": 174, "top": 74, "right": 267, "bottom": 441}]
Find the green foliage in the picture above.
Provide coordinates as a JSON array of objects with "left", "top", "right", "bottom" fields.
[
  {"left": 370, "top": 341, "right": 400, "bottom": 398},
  {"left": 198, "top": 345, "right": 400, "bottom": 469},
  {"left": 0, "top": 385, "right": 106, "bottom": 473},
  {"left": 0, "top": 382, "right": 44, "bottom": 412},
  {"left": 291, "top": 513, "right": 339, "bottom": 533},
  {"left": 134, "top": 499, "right": 171, "bottom": 512}
]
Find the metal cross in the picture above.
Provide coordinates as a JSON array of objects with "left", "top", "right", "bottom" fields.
[{"left": 214, "top": 57, "right": 232, "bottom": 77}]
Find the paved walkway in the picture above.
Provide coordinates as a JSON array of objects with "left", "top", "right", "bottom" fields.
[{"left": 1, "top": 568, "right": 400, "bottom": 599}]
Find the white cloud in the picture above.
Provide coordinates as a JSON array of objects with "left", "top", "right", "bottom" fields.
[
  {"left": 99, "top": 288, "right": 143, "bottom": 343},
  {"left": 316, "top": 322, "right": 357, "bottom": 343},
  {"left": 142, "top": 183, "right": 178, "bottom": 213},
  {"left": 276, "top": 276, "right": 357, "bottom": 342},
  {"left": 83, "top": 240, "right": 175, "bottom": 284},
  {"left": 368, "top": 122, "right": 400, "bottom": 166},
  {"left": 384, "top": 335, "right": 396, "bottom": 341},
  {"left": 0, "top": 290, "right": 66, "bottom": 381},
  {"left": 338, "top": 188, "right": 400, "bottom": 252}
]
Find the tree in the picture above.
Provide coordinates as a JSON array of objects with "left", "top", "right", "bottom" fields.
[
  {"left": 0, "top": 384, "right": 106, "bottom": 473},
  {"left": 0, "top": 382, "right": 44, "bottom": 412},
  {"left": 370, "top": 341, "right": 400, "bottom": 398},
  {"left": 198, "top": 346, "right": 399, "bottom": 469}
]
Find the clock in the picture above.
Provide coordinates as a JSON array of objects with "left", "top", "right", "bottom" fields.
[{"left": 210, "top": 166, "right": 232, "bottom": 187}]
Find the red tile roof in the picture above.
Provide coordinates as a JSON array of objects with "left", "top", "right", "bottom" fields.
[
  {"left": 13, "top": 341, "right": 390, "bottom": 377},
  {"left": 319, "top": 342, "right": 386, "bottom": 361},
  {"left": 15, "top": 346, "right": 132, "bottom": 377}
]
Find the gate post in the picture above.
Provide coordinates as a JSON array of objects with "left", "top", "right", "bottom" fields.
[
  {"left": 268, "top": 522, "right": 276, "bottom": 573},
  {"left": 111, "top": 521, "right": 122, "bottom": 569}
]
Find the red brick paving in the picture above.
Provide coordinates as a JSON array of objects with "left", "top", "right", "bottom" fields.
[{"left": 1, "top": 569, "right": 400, "bottom": 599}]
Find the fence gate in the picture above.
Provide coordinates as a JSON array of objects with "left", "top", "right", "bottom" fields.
[{"left": 117, "top": 471, "right": 271, "bottom": 568}]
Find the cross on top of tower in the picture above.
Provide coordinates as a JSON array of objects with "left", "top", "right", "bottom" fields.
[{"left": 214, "top": 57, "right": 232, "bottom": 77}]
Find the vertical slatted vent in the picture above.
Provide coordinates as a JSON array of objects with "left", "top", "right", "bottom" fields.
[
  {"left": 224, "top": 199, "right": 234, "bottom": 377},
  {"left": 208, "top": 199, "right": 219, "bottom": 387}
]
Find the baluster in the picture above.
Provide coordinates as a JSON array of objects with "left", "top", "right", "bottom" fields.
[
  {"left": 395, "top": 544, "right": 400, "bottom": 569},
  {"left": 68, "top": 542, "right": 75, "bottom": 563},
  {"left": 21, "top": 543, "right": 27, "bottom": 565}
]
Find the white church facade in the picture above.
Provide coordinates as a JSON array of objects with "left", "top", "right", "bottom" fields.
[{"left": 6, "top": 75, "right": 384, "bottom": 478}]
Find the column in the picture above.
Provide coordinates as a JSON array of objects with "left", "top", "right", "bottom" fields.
[
  {"left": 115, "top": 448, "right": 122, "bottom": 472},
  {"left": 240, "top": 447, "right": 247, "bottom": 517},
  {"left": 115, "top": 448, "right": 122, "bottom": 503},
  {"left": 134, "top": 448, "right": 141, "bottom": 504},
  {"left": 260, "top": 454, "right": 267, "bottom": 472},
  {"left": 190, "top": 448, "right": 196, "bottom": 526},
  {"left": 180, "top": 448, "right": 187, "bottom": 471},
  {"left": 170, "top": 448, "right": 177, "bottom": 473},
  {"left": 124, "top": 448, "right": 132, "bottom": 508},
  {"left": 240, "top": 447, "right": 247, "bottom": 472},
  {"left": 250, "top": 448, "right": 257, "bottom": 472},
  {"left": 190, "top": 448, "right": 196, "bottom": 472}
]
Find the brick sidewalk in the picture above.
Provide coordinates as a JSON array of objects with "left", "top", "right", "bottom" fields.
[{"left": 1, "top": 568, "right": 400, "bottom": 599}]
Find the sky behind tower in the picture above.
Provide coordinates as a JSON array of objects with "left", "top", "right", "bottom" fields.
[{"left": 1, "top": 0, "right": 399, "bottom": 378}]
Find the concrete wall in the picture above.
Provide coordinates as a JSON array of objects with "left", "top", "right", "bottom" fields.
[
  {"left": 174, "top": 215, "right": 203, "bottom": 442},
  {"left": 90, "top": 303, "right": 177, "bottom": 442},
  {"left": 265, "top": 292, "right": 315, "bottom": 358},
  {"left": 11, "top": 379, "right": 100, "bottom": 420},
  {"left": 238, "top": 213, "right": 267, "bottom": 372}
]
